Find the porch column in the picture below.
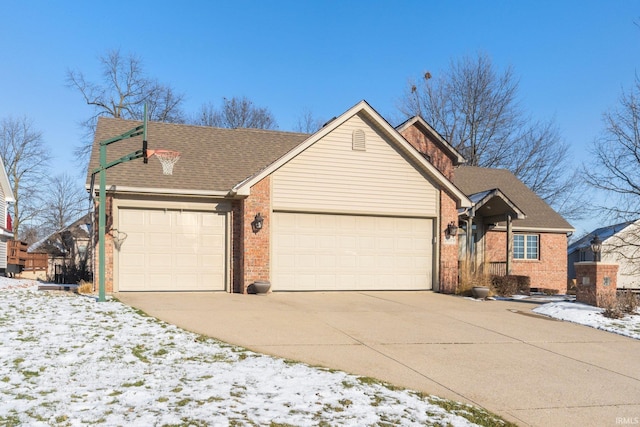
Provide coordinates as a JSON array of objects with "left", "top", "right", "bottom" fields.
[
  {"left": 506, "top": 214, "right": 512, "bottom": 275},
  {"left": 465, "top": 217, "right": 473, "bottom": 266}
]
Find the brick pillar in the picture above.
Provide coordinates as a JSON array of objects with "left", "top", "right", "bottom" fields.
[
  {"left": 575, "top": 262, "right": 619, "bottom": 307},
  {"left": 439, "top": 190, "right": 459, "bottom": 294},
  {"left": 241, "top": 177, "right": 271, "bottom": 293}
]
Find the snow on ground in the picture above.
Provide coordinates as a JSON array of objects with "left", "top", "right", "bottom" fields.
[
  {"left": 533, "top": 301, "right": 640, "bottom": 340},
  {"left": 0, "top": 277, "right": 505, "bottom": 427}
]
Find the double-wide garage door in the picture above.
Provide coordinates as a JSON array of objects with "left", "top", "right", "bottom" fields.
[
  {"left": 272, "top": 212, "right": 433, "bottom": 291},
  {"left": 117, "top": 208, "right": 226, "bottom": 291}
]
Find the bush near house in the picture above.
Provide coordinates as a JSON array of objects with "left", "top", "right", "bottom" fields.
[
  {"left": 603, "top": 290, "right": 640, "bottom": 319},
  {"left": 490, "top": 275, "right": 531, "bottom": 296}
]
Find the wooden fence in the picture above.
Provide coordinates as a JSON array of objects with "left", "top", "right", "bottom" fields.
[{"left": 7, "top": 240, "right": 48, "bottom": 271}]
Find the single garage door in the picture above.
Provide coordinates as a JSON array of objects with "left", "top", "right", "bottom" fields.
[
  {"left": 117, "top": 208, "right": 226, "bottom": 291},
  {"left": 272, "top": 212, "right": 433, "bottom": 291}
]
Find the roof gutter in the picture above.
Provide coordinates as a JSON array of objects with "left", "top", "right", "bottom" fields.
[{"left": 85, "top": 184, "right": 230, "bottom": 198}]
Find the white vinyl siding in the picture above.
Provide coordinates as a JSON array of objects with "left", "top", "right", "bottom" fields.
[
  {"left": 116, "top": 207, "right": 227, "bottom": 291},
  {"left": 272, "top": 212, "right": 433, "bottom": 291},
  {"left": 272, "top": 113, "right": 438, "bottom": 217}
]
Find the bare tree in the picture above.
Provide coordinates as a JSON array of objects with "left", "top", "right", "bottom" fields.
[
  {"left": 293, "top": 108, "right": 325, "bottom": 133},
  {"left": 0, "top": 116, "right": 50, "bottom": 240},
  {"left": 399, "top": 52, "right": 584, "bottom": 220},
  {"left": 585, "top": 78, "right": 640, "bottom": 221},
  {"left": 193, "top": 96, "right": 277, "bottom": 129},
  {"left": 67, "top": 49, "right": 186, "bottom": 162},
  {"left": 41, "top": 173, "right": 88, "bottom": 235}
]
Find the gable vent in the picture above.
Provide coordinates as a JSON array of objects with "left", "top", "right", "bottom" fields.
[{"left": 352, "top": 129, "right": 366, "bottom": 151}]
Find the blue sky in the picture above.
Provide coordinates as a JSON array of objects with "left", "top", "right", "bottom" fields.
[{"left": 1, "top": 0, "right": 638, "bottom": 235}]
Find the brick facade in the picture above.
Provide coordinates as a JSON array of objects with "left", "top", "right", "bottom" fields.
[
  {"left": 484, "top": 231, "right": 568, "bottom": 293},
  {"left": 233, "top": 176, "right": 271, "bottom": 294},
  {"left": 399, "top": 126, "right": 455, "bottom": 180},
  {"left": 439, "top": 190, "right": 459, "bottom": 293}
]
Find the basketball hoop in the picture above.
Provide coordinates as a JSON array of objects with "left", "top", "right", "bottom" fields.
[{"left": 146, "top": 149, "right": 181, "bottom": 175}]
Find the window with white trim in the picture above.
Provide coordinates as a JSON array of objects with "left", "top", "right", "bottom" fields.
[{"left": 513, "top": 234, "right": 539, "bottom": 260}]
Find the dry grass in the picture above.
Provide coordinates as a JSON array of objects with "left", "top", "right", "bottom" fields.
[
  {"left": 457, "top": 260, "right": 492, "bottom": 296},
  {"left": 77, "top": 280, "right": 94, "bottom": 295}
]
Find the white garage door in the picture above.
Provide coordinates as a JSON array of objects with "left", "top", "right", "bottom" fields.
[
  {"left": 272, "top": 212, "right": 433, "bottom": 291},
  {"left": 117, "top": 208, "right": 226, "bottom": 291}
]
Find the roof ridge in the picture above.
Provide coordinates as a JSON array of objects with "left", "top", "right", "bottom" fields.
[{"left": 97, "top": 116, "right": 310, "bottom": 137}]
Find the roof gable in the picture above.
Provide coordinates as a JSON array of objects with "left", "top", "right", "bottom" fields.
[
  {"left": 454, "top": 166, "right": 573, "bottom": 232},
  {"left": 467, "top": 188, "right": 526, "bottom": 222},
  {"left": 396, "top": 116, "right": 466, "bottom": 165},
  {"left": 235, "top": 101, "right": 472, "bottom": 208}
]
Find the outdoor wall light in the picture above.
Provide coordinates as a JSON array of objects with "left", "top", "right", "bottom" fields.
[
  {"left": 252, "top": 213, "right": 264, "bottom": 233},
  {"left": 590, "top": 235, "right": 602, "bottom": 262},
  {"left": 446, "top": 221, "right": 459, "bottom": 237}
]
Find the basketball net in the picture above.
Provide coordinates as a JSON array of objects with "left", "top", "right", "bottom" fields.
[{"left": 148, "top": 150, "right": 181, "bottom": 175}]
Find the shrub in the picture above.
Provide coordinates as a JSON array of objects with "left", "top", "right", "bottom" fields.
[
  {"left": 490, "top": 275, "right": 530, "bottom": 296},
  {"left": 540, "top": 288, "right": 559, "bottom": 296},
  {"left": 601, "top": 291, "right": 639, "bottom": 319},
  {"left": 617, "top": 290, "right": 639, "bottom": 315},
  {"left": 77, "top": 280, "right": 93, "bottom": 294}
]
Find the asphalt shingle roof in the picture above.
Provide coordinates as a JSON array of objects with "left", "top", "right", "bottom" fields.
[
  {"left": 86, "top": 118, "right": 309, "bottom": 193},
  {"left": 453, "top": 166, "right": 574, "bottom": 231}
]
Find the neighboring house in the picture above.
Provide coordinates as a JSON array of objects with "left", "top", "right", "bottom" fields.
[
  {"left": 0, "top": 156, "right": 14, "bottom": 274},
  {"left": 567, "top": 220, "right": 640, "bottom": 289},
  {"left": 28, "top": 213, "right": 92, "bottom": 281},
  {"left": 86, "top": 100, "right": 573, "bottom": 295}
]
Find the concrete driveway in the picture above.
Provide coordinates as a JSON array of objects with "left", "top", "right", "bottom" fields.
[{"left": 116, "top": 291, "right": 640, "bottom": 426}]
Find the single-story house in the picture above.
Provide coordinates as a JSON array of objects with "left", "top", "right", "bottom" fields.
[
  {"left": 87, "top": 100, "right": 573, "bottom": 294},
  {"left": 0, "top": 156, "right": 14, "bottom": 274},
  {"left": 87, "top": 101, "right": 471, "bottom": 293},
  {"left": 568, "top": 220, "right": 640, "bottom": 289}
]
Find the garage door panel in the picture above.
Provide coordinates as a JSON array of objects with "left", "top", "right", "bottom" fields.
[
  {"left": 149, "top": 211, "right": 171, "bottom": 226},
  {"left": 118, "top": 208, "right": 226, "bottom": 291},
  {"left": 273, "top": 212, "right": 433, "bottom": 291},
  {"left": 126, "top": 232, "right": 146, "bottom": 247},
  {"left": 149, "top": 233, "right": 172, "bottom": 247}
]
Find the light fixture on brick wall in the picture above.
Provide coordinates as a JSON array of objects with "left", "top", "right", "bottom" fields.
[
  {"left": 446, "top": 221, "right": 458, "bottom": 237},
  {"left": 590, "top": 235, "right": 602, "bottom": 262},
  {"left": 252, "top": 213, "right": 264, "bottom": 233}
]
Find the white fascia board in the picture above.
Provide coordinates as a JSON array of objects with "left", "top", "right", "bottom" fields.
[
  {"left": 491, "top": 225, "right": 576, "bottom": 234},
  {"left": 0, "top": 228, "right": 13, "bottom": 242},
  {"left": 233, "top": 100, "right": 472, "bottom": 209}
]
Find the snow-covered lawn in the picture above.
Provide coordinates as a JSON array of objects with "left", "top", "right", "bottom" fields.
[
  {"left": 0, "top": 278, "right": 509, "bottom": 427},
  {"left": 533, "top": 300, "right": 640, "bottom": 340}
]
